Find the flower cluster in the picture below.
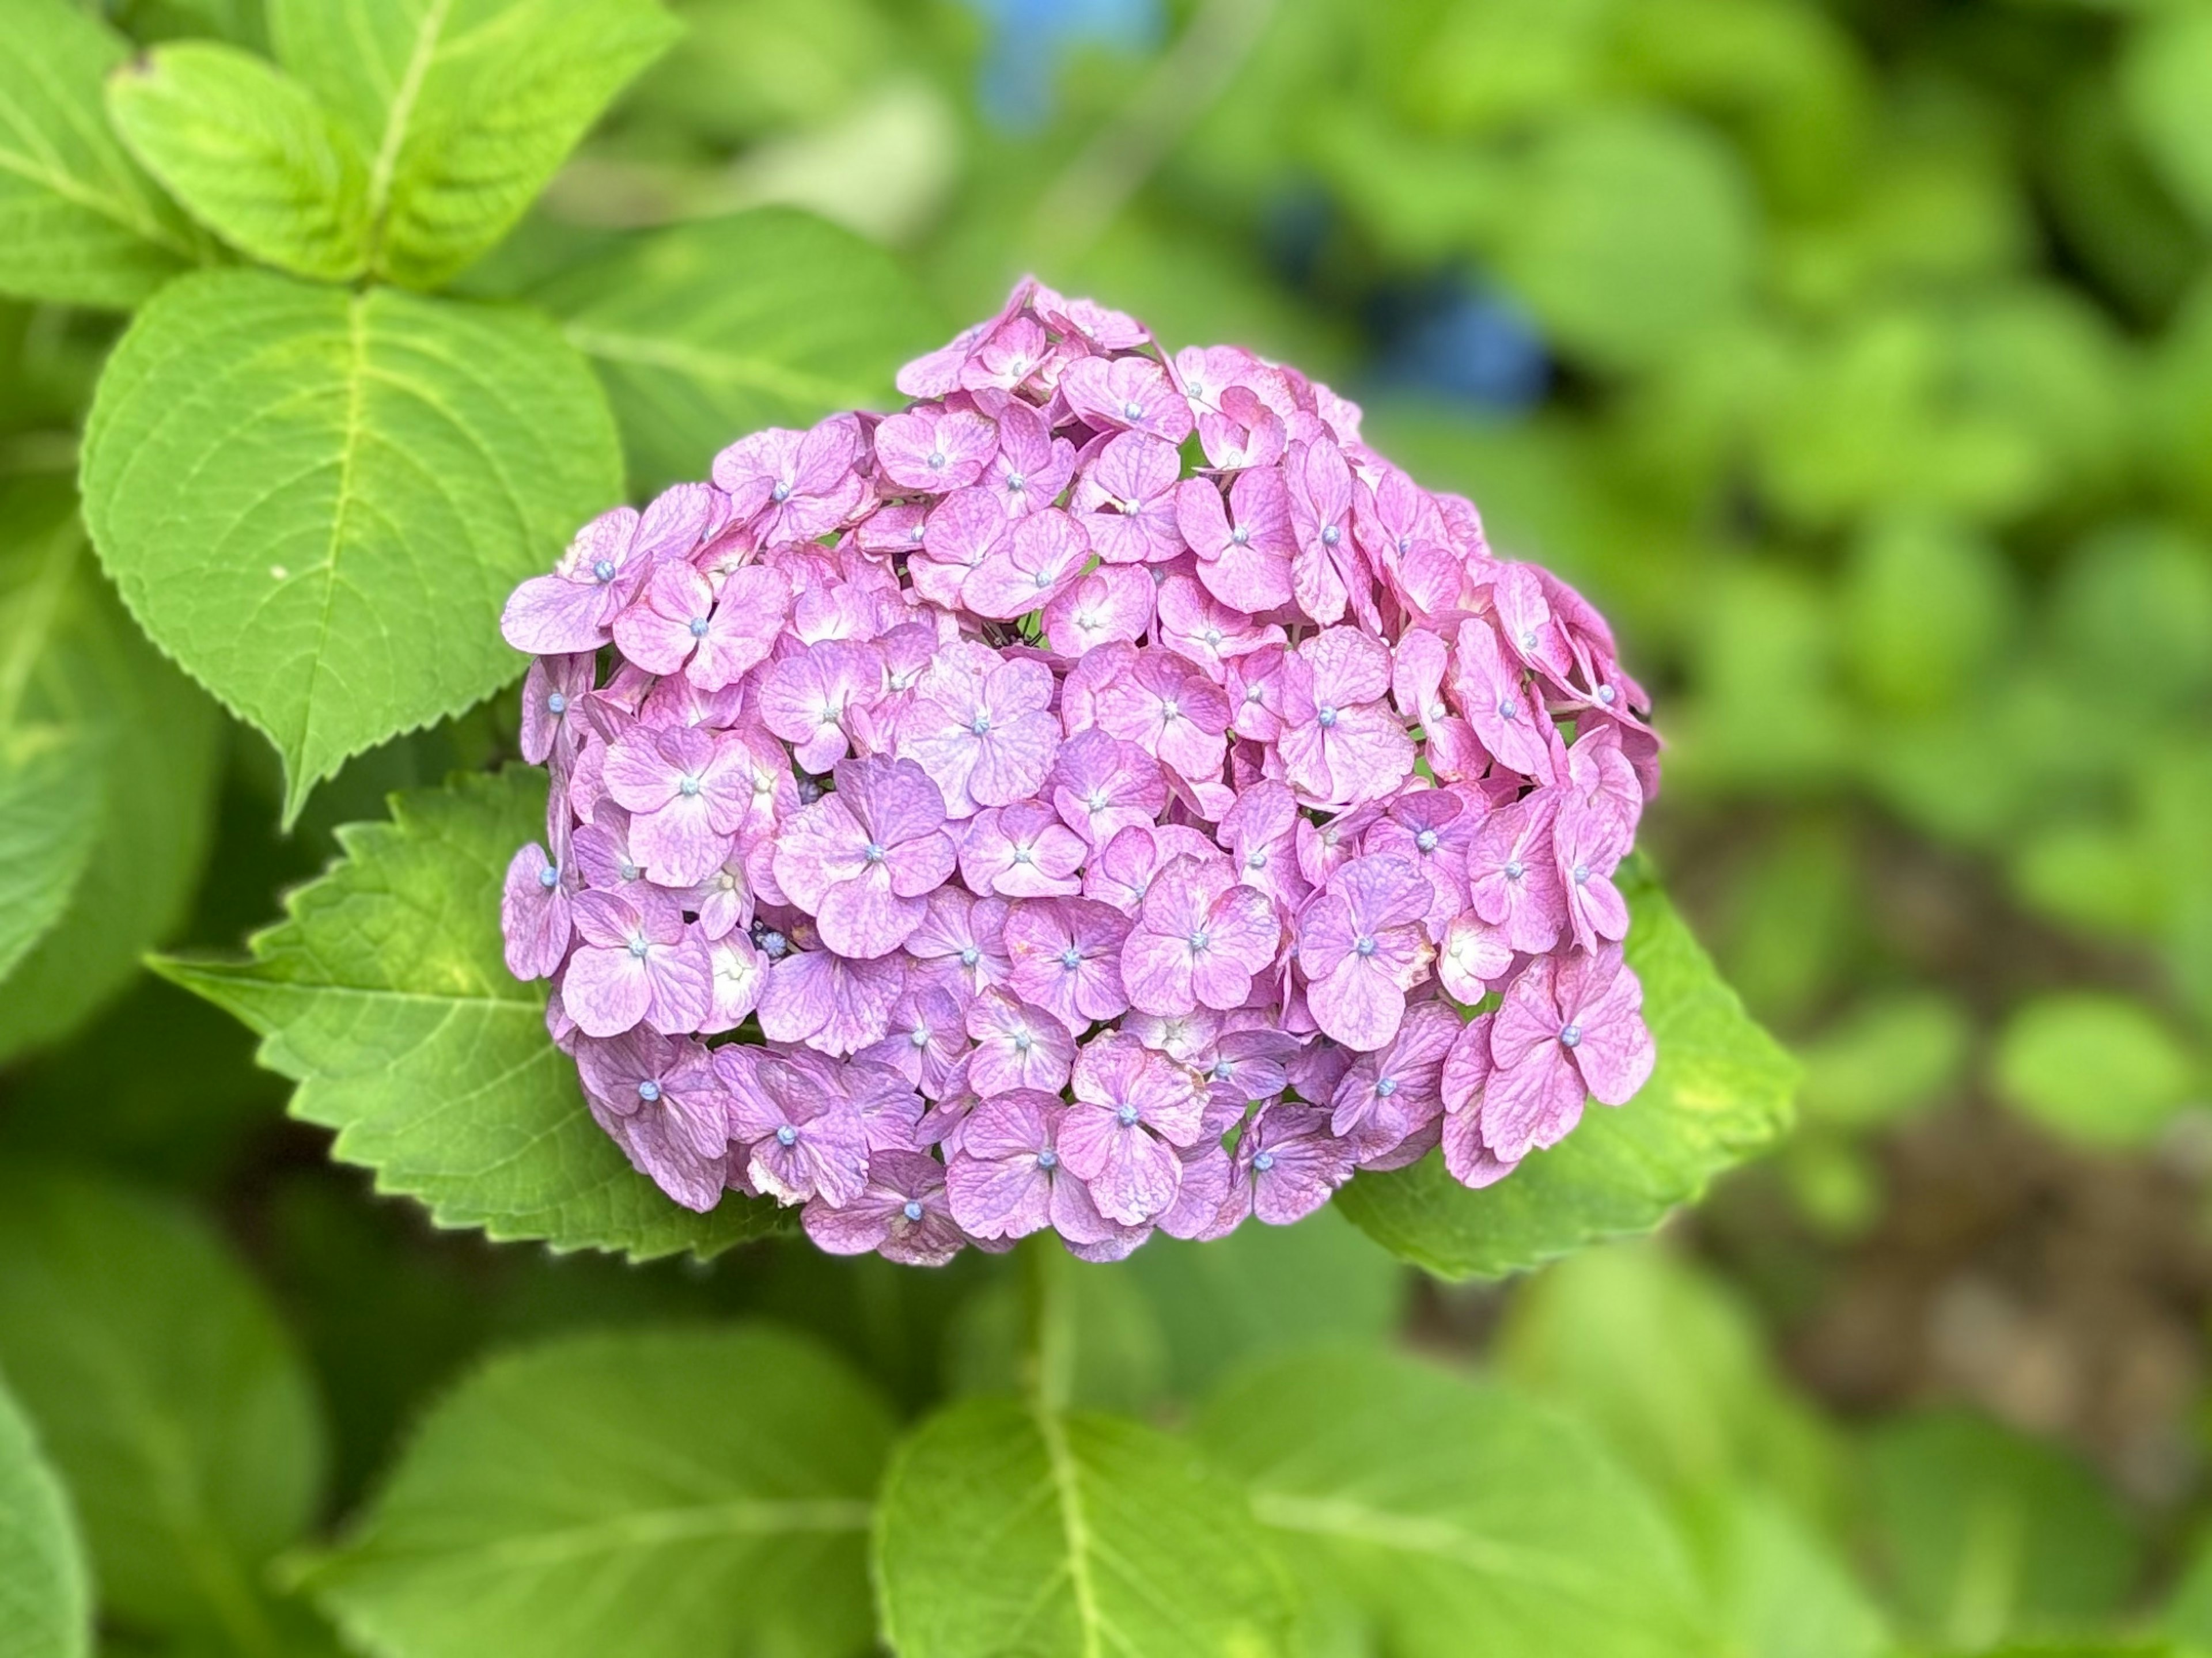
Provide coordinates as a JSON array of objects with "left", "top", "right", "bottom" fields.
[{"left": 498, "top": 279, "right": 1658, "bottom": 1265}]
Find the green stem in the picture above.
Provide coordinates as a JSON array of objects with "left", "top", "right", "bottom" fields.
[{"left": 1021, "top": 1232, "right": 1075, "bottom": 1417}]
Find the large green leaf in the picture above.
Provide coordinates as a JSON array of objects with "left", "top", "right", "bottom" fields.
[
  {"left": 1196, "top": 1348, "right": 1716, "bottom": 1658},
  {"left": 0, "top": 488, "right": 220, "bottom": 1063},
  {"left": 531, "top": 208, "right": 945, "bottom": 491},
  {"left": 1334, "top": 863, "right": 1798, "bottom": 1278},
  {"left": 80, "top": 270, "right": 623, "bottom": 823},
  {"left": 875, "top": 1394, "right": 1294, "bottom": 1658},
  {"left": 106, "top": 43, "right": 373, "bottom": 283},
  {"left": 266, "top": 0, "right": 681, "bottom": 289},
  {"left": 2120, "top": 4, "right": 2212, "bottom": 238},
  {"left": 305, "top": 1326, "right": 891, "bottom": 1658},
  {"left": 154, "top": 768, "right": 783, "bottom": 1260},
  {"left": 0, "top": 0, "right": 202, "bottom": 308},
  {"left": 0, "top": 1171, "right": 325, "bottom": 1650},
  {"left": 0, "top": 1371, "right": 89, "bottom": 1658}
]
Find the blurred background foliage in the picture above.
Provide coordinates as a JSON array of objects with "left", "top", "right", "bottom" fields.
[{"left": 9, "top": 0, "right": 2212, "bottom": 1652}]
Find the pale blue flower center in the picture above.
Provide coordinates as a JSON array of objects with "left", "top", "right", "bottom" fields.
[
  {"left": 1036, "top": 1149, "right": 1059, "bottom": 1170},
  {"left": 1252, "top": 1150, "right": 1276, "bottom": 1173},
  {"left": 1212, "top": 1060, "right": 1234, "bottom": 1081},
  {"left": 1596, "top": 684, "right": 1616, "bottom": 705},
  {"left": 771, "top": 481, "right": 791, "bottom": 503},
  {"left": 620, "top": 860, "right": 641, "bottom": 881},
  {"left": 1012, "top": 845, "right": 1033, "bottom": 864},
  {"left": 1247, "top": 848, "right": 1268, "bottom": 868},
  {"left": 1355, "top": 935, "right": 1377, "bottom": 958},
  {"left": 759, "top": 929, "right": 788, "bottom": 958},
  {"left": 627, "top": 934, "right": 650, "bottom": 959},
  {"left": 689, "top": 615, "right": 710, "bottom": 637},
  {"left": 1117, "top": 1104, "right": 1140, "bottom": 1126},
  {"left": 546, "top": 692, "right": 567, "bottom": 714},
  {"left": 970, "top": 713, "right": 991, "bottom": 735},
  {"left": 1013, "top": 1032, "right": 1032, "bottom": 1052},
  {"left": 1317, "top": 705, "right": 1338, "bottom": 729},
  {"left": 909, "top": 521, "right": 927, "bottom": 542},
  {"left": 593, "top": 559, "right": 616, "bottom": 582},
  {"left": 1061, "top": 947, "right": 1084, "bottom": 970},
  {"left": 911, "top": 1026, "right": 931, "bottom": 1048},
  {"left": 1560, "top": 1023, "right": 1582, "bottom": 1049},
  {"left": 1572, "top": 864, "right": 1589, "bottom": 885},
  {"left": 1321, "top": 525, "right": 1340, "bottom": 546},
  {"left": 903, "top": 1200, "right": 925, "bottom": 1222},
  {"left": 1505, "top": 859, "right": 1524, "bottom": 880},
  {"left": 960, "top": 945, "right": 980, "bottom": 966},
  {"left": 638, "top": 1080, "right": 660, "bottom": 1102},
  {"left": 864, "top": 843, "right": 885, "bottom": 863},
  {"left": 1188, "top": 928, "right": 1211, "bottom": 953},
  {"left": 1397, "top": 534, "right": 1412, "bottom": 554},
  {"left": 1205, "top": 627, "right": 1223, "bottom": 646},
  {"left": 1231, "top": 526, "right": 1250, "bottom": 545},
  {"left": 1376, "top": 1076, "right": 1398, "bottom": 1097},
  {"left": 1122, "top": 400, "right": 1145, "bottom": 421},
  {"left": 1520, "top": 631, "right": 1537, "bottom": 650},
  {"left": 776, "top": 1124, "right": 797, "bottom": 1146},
  {"left": 679, "top": 775, "right": 701, "bottom": 796},
  {"left": 1006, "top": 472, "right": 1026, "bottom": 492},
  {"left": 538, "top": 863, "right": 559, "bottom": 889},
  {"left": 1498, "top": 698, "right": 1519, "bottom": 720},
  {"left": 1245, "top": 683, "right": 1264, "bottom": 703},
  {"left": 927, "top": 450, "right": 947, "bottom": 469},
  {"left": 1416, "top": 829, "right": 1438, "bottom": 852}
]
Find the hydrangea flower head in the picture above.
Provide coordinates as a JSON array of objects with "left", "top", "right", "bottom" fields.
[{"left": 498, "top": 279, "right": 1661, "bottom": 1260}]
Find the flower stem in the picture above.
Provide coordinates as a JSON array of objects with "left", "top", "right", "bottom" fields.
[{"left": 1021, "top": 1231, "right": 1075, "bottom": 1417}]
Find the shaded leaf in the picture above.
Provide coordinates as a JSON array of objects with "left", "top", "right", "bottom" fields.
[
  {"left": 0, "top": 1371, "right": 90, "bottom": 1658},
  {"left": 81, "top": 270, "right": 622, "bottom": 822},
  {"left": 1991, "top": 993, "right": 2198, "bottom": 1149},
  {"left": 1196, "top": 1347, "right": 1714, "bottom": 1658},
  {"left": 1334, "top": 863, "right": 1797, "bottom": 1278},
  {"left": 532, "top": 208, "right": 944, "bottom": 491},
  {"left": 0, "top": 1171, "right": 324, "bottom": 1648},
  {"left": 266, "top": 0, "right": 681, "bottom": 289},
  {"left": 106, "top": 43, "right": 372, "bottom": 283},
  {"left": 876, "top": 1393, "right": 1294, "bottom": 1658},
  {"left": 154, "top": 768, "right": 783, "bottom": 1260},
  {"left": 305, "top": 1326, "right": 890, "bottom": 1658},
  {"left": 0, "top": 0, "right": 201, "bottom": 308}
]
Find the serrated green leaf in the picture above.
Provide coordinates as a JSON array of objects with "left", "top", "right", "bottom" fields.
[
  {"left": 80, "top": 270, "right": 622, "bottom": 823},
  {"left": 0, "top": 487, "right": 219, "bottom": 1063},
  {"left": 1333, "top": 864, "right": 1797, "bottom": 1279},
  {"left": 531, "top": 208, "right": 945, "bottom": 492},
  {"left": 266, "top": 0, "right": 681, "bottom": 289},
  {"left": 0, "top": 1171, "right": 325, "bottom": 1649},
  {"left": 153, "top": 767, "right": 782, "bottom": 1260},
  {"left": 0, "top": 1371, "right": 90, "bottom": 1658},
  {"left": 1865, "top": 1410, "right": 2142, "bottom": 1649},
  {"left": 0, "top": 0, "right": 202, "bottom": 308},
  {"left": 1195, "top": 1347, "right": 1716, "bottom": 1658},
  {"left": 875, "top": 1393, "right": 1295, "bottom": 1658},
  {"left": 105, "top": 43, "right": 372, "bottom": 283},
  {"left": 305, "top": 1326, "right": 891, "bottom": 1658}
]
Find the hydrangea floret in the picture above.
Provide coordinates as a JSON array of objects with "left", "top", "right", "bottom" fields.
[{"left": 498, "top": 279, "right": 1660, "bottom": 1264}]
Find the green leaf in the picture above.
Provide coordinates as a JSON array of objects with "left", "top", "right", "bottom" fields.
[
  {"left": 305, "top": 1326, "right": 892, "bottom": 1658},
  {"left": 80, "top": 269, "right": 622, "bottom": 823},
  {"left": 0, "top": 487, "right": 220, "bottom": 1064},
  {"left": 1863, "top": 1410, "right": 2141, "bottom": 1650},
  {"left": 1334, "top": 863, "right": 1798, "bottom": 1278},
  {"left": 1798, "top": 992, "right": 1972, "bottom": 1130},
  {"left": 105, "top": 43, "right": 372, "bottom": 283},
  {"left": 266, "top": 0, "right": 681, "bottom": 289},
  {"left": 0, "top": 0, "right": 202, "bottom": 308},
  {"left": 2120, "top": 3, "right": 2212, "bottom": 237},
  {"left": 875, "top": 1394, "right": 1295, "bottom": 1658},
  {"left": 531, "top": 208, "right": 946, "bottom": 492},
  {"left": 1991, "top": 993, "right": 2198, "bottom": 1149},
  {"left": 153, "top": 767, "right": 783, "bottom": 1260},
  {"left": 1195, "top": 1347, "right": 1715, "bottom": 1658},
  {"left": 0, "top": 1171, "right": 325, "bottom": 1649},
  {"left": 0, "top": 1371, "right": 90, "bottom": 1658}
]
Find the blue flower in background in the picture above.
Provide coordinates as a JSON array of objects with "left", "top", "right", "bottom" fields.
[
  {"left": 963, "top": 0, "right": 1163, "bottom": 130},
  {"left": 1368, "top": 275, "right": 1551, "bottom": 414}
]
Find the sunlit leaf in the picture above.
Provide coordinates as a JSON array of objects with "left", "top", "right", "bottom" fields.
[{"left": 0, "top": 1371, "right": 90, "bottom": 1658}]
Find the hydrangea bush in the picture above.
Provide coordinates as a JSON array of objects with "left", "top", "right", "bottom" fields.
[{"left": 498, "top": 279, "right": 1660, "bottom": 1265}]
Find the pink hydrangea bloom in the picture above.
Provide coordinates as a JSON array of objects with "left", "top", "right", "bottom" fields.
[{"left": 497, "top": 278, "right": 1662, "bottom": 1263}]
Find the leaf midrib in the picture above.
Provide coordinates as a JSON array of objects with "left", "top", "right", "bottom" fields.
[
  {"left": 361, "top": 0, "right": 453, "bottom": 275},
  {"left": 1251, "top": 1489, "right": 1613, "bottom": 1594},
  {"left": 355, "top": 1496, "right": 873, "bottom": 1579},
  {"left": 562, "top": 323, "right": 881, "bottom": 409}
]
